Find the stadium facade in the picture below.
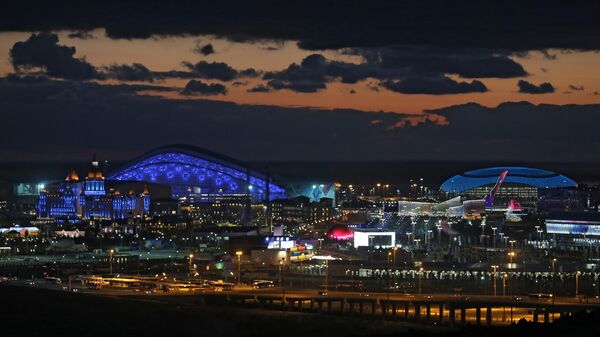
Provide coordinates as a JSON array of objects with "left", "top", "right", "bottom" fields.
[
  {"left": 108, "top": 145, "right": 286, "bottom": 203},
  {"left": 440, "top": 167, "right": 577, "bottom": 206}
]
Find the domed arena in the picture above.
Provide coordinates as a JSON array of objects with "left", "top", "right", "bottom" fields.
[{"left": 108, "top": 144, "right": 286, "bottom": 202}]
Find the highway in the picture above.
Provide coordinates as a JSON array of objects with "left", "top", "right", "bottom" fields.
[{"left": 5, "top": 277, "right": 600, "bottom": 326}]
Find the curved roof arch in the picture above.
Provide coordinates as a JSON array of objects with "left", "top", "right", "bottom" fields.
[
  {"left": 107, "top": 144, "right": 285, "bottom": 200},
  {"left": 440, "top": 166, "right": 577, "bottom": 193}
]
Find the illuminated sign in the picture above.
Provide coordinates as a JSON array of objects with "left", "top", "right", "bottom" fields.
[{"left": 353, "top": 231, "right": 395, "bottom": 248}]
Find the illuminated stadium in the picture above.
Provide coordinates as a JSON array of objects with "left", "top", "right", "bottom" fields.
[
  {"left": 440, "top": 167, "right": 577, "bottom": 205},
  {"left": 108, "top": 145, "right": 286, "bottom": 202}
]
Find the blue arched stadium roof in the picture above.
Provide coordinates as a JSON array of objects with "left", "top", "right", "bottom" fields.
[
  {"left": 440, "top": 166, "right": 577, "bottom": 193},
  {"left": 107, "top": 144, "right": 286, "bottom": 200}
]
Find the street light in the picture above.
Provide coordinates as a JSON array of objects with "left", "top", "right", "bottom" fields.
[
  {"left": 188, "top": 254, "right": 194, "bottom": 277},
  {"left": 508, "top": 251, "right": 516, "bottom": 264},
  {"left": 552, "top": 258, "right": 557, "bottom": 320},
  {"left": 279, "top": 258, "right": 286, "bottom": 301},
  {"left": 387, "top": 252, "right": 392, "bottom": 300},
  {"left": 491, "top": 265, "right": 498, "bottom": 296},
  {"left": 502, "top": 272, "right": 508, "bottom": 322},
  {"left": 109, "top": 249, "right": 114, "bottom": 274},
  {"left": 418, "top": 267, "right": 424, "bottom": 294},
  {"left": 392, "top": 247, "right": 398, "bottom": 268},
  {"left": 236, "top": 251, "right": 243, "bottom": 285},
  {"left": 576, "top": 270, "right": 581, "bottom": 298}
]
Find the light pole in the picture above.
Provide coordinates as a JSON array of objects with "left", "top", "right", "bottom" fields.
[
  {"left": 387, "top": 252, "right": 392, "bottom": 300},
  {"left": 575, "top": 270, "right": 581, "bottom": 298},
  {"left": 280, "top": 258, "right": 286, "bottom": 301},
  {"left": 418, "top": 267, "right": 424, "bottom": 294},
  {"left": 508, "top": 251, "right": 515, "bottom": 264},
  {"left": 491, "top": 227, "right": 497, "bottom": 248},
  {"left": 426, "top": 230, "right": 433, "bottom": 248},
  {"left": 188, "top": 254, "right": 194, "bottom": 277},
  {"left": 552, "top": 258, "right": 557, "bottom": 320},
  {"left": 236, "top": 251, "right": 242, "bottom": 285},
  {"left": 109, "top": 249, "right": 114, "bottom": 274},
  {"left": 392, "top": 247, "right": 398, "bottom": 268},
  {"left": 502, "top": 273, "right": 508, "bottom": 322},
  {"left": 491, "top": 265, "right": 498, "bottom": 296}
]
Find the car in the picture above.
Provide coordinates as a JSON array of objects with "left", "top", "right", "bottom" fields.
[
  {"left": 529, "top": 293, "right": 553, "bottom": 300},
  {"left": 318, "top": 291, "right": 328, "bottom": 296},
  {"left": 72, "top": 288, "right": 79, "bottom": 292},
  {"left": 252, "top": 280, "right": 275, "bottom": 289}
]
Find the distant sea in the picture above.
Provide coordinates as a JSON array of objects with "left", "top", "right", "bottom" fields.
[{"left": 2, "top": 161, "right": 600, "bottom": 186}]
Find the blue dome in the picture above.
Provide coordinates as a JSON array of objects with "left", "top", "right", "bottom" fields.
[
  {"left": 440, "top": 166, "right": 576, "bottom": 193},
  {"left": 107, "top": 144, "right": 286, "bottom": 201}
]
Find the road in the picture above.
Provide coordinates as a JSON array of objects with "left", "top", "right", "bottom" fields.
[{"left": 5, "top": 277, "right": 599, "bottom": 326}]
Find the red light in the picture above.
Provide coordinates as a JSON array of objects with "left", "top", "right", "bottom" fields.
[{"left": 328, "top": 226, "right": 354, "bottom": 240}]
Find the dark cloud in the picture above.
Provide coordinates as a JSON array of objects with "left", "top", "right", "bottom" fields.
[
  {"left": 183, "top": 61, "right": 259, "bottom": 81},
  {"left": 10, "top": 33, "right": 99, "bottom": 80},
  {"left": 1, "top": 75, "right": 600, "bottom": 162},
  {"left": 247, "top": 84, "right": 271, "bottom": 93},
  {"left": 181, "top": 79, "right": 227, "bottom": 96},
  {"left": 104, "top": 63, "right": 155, "bottom": 82},
  {"left": 238, "top": 68, "right": 261, "bottom": 78},
  {"left": 194, "top": 43, "right": 215, "bottom": 55},
  {"left": 353, "top": 46, "right": 527, "bottom": 79},
  {"left": 263, "top": 51, "right": 499, "bottom": 94},
  {"left": 152, "top": 70, "right": 198, "bottom": 79},
  {"left": 569, "top": 84, "right": 584, "bottom": 91},
  {"left": 184, "top": 61, "right": 237, "bottom": 81},
  {"left": 2, "top": 1, "right": 599, "bottom": 51},
  {"left": 266, "top": 79, "right": 326, "bottom": 93},
  {"left": 67, "top": 30, "right": 96, "bottom": 39},
  {"left": 517, "top": 80, "right": 555, "bottom": 94},
  {"left": 381, "top": 77, "right": 487, "bottom": 95},
  {"left": 540, "top": 50, "right": 557, "bottom": 60}
]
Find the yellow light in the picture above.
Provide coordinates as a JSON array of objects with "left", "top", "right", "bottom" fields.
[{"left": 236, "top": 251, "right": 242, "bottom": 256}]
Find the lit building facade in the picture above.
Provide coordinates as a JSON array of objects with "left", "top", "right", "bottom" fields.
[
  {"left": 37, "top": 157, "right": 150, "bottom": 220},
  {"left": 271, "top": 196, "right": 333, "bottom": 225},
  {"left": 546, "top": 212, "right": 600, "bottom": 250},
  {"left": 440, "top": 167, "right": 577, "bottom": 207},
  {"left": 108, "top": 145, "right": 286, "bottom": 203}
]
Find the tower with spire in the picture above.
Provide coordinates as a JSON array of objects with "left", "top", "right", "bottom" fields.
[{"left": 83, "top": 154, "right": 105, "bottom": 196}]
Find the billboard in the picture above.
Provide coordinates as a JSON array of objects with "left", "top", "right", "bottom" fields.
[
  {"left": 286, "top": 183, "right": 335, "bottom": 203},
  {"left": 353, "top": 230, "right": 395, "bottom": 248}
]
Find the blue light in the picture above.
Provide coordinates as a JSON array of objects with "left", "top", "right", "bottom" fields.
[{"left": 108, "top": 152, "right": 287, "bottom": 202}]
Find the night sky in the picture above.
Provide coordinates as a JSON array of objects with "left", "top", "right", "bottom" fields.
[{"left": 1, "top": 1, "right": 599, "bottom": 162}]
